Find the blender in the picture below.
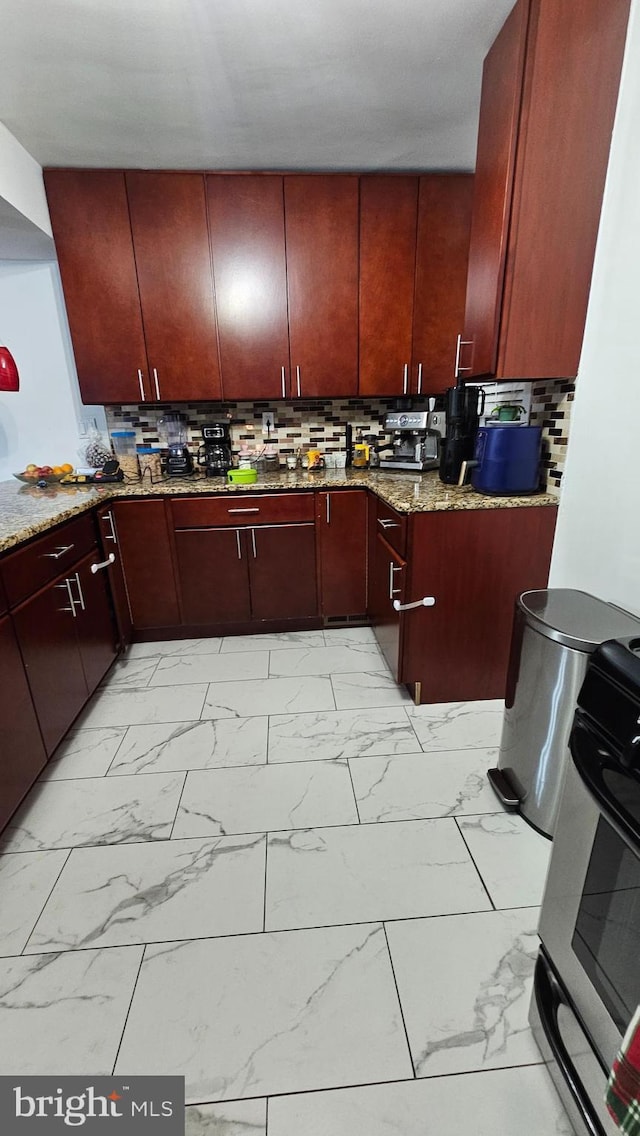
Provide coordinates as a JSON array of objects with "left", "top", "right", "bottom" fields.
[{"left": 159, "top": 413, "right": 193, "bottom": 477}]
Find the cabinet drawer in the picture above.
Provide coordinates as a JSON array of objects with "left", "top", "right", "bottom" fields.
[
  {"left": 375, "top": 500, "right": 408, "bottom": 557},
  {"left": 1, "top": 514, "right": 97, "bottom": 608},
  {"left": 171, "top": 493, "right": 315, "bottom": 529}
]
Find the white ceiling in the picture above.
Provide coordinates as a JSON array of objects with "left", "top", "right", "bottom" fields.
[{"left": 0, "top": 0, "right": 515, "bottom": 171}]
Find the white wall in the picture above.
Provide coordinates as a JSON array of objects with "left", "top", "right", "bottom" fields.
[
  {"left": 549, "top": 0, "right": 640, "bottom": 616},
  {"left": 0, "top": 261, "right": 106, "bottom": 480},
  {"left": 0, "top": 121, "right": 52, "bottom": 237}
]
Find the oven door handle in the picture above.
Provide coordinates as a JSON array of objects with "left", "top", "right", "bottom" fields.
[
  {"left": 571, "top": 720, "right": 640, "bottom": 851},
  {"left": 533, "top": 952, "right": 608, "bottom": 1136}
]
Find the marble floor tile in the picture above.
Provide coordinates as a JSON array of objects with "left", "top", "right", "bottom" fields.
[
  {"left": 41, "top": 727, "right": 128, "bottom": 780},
  {"left": 0, "top": 850, "right": 69, "bottom": 956},
  {"left": 323, "top": 626, "right": 378, "bottom": 645},
  {"left": 220, "top": 631, "right": 326, "bottom": 653},
  {"left": 185, "top": 1100, "right": 266, "bottom": 1136},
  {"left": 172, "top": 761, "right": 358, "bottom": 839},
  {"left": 407, "top": 699, "right": 504, "bottom": 751},
  {"left": 101, "top": 656, "right": 159, "bottom": 688},
  {"left": 201, "top": 676, "right": 335, "bottom": 719},
  {"left": 26, "top": 834, "right": 266, "bottom": 952},
  {"left": 108, "top": 718, "right": 268, "bottom": 776},
  {"left": 77, "top": 684, "right": 208, "bottom": 728},
  {"left": 332, "top": 672, "right": 413, "bottom": 710},
  {"left": 350, "top": 747, "right": 500, "bottom": 823},
  {"left": 0, "top": 946, "right": 144, "bottom": 1076},
  {"left": 386, "top": 908, "right": 541, "bottom": 1077},
  {"left": 265, "top": 819, "right": 491, "bottom": 931},
  {"left": 268, "top": 1066, "right": 573, "bottom": 1136},
  {"left": 269, "top": 644, "right": 387, "bottom": 677},
  {"left": 127, "top": 638, "right": 223, "bottom": 658},
  {"left": 114, "top": 923, "right": 413, "bottom": 1102},
  {"left": 0, "top": 772, "right": 185, "bottom": 852},
  {"left": 268, "top": 707, "right": 421, "bottom": 764},
  {"left": 457, "top": 813, "right": 552, "bottom": 909},
  {"left": 148, "top": 651, "right": 269, "bottom": 687}
]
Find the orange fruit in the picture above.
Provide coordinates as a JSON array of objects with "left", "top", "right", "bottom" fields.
[
  {"left": 52, "top": 465, "right": 64, "bottom": 475},
  {"left": 61, "top": 463, "right": 74, "bottom": 473}
]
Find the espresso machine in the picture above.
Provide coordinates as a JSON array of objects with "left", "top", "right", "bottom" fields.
[
  {"left": 199, "top": 422, "right": 232, "bottom": 477},
  {"left": 159, "top": 412, "right": 193, "bottom": 477},
  {"left": 378, "top": 411, "right": 440, "bottom": 472},
  {"left": 439, "top": 379, "right": 485, "bottom": 484}
]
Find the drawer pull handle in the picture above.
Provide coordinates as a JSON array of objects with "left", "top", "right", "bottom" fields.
[
  {"left": 378, "top": 518, "right": 400, "bottom": 530},
  {"left": 393, "top": 596, "right": 436, "bottom": 612},
  {"left": 227, "top": 508, "right": 260, "bottom": 514},
  {"left": 91, "top": 554, "right": 116, "bottom": 574},
  {"left": 43, "top": 544, "right": 75, "bottom": 559}
]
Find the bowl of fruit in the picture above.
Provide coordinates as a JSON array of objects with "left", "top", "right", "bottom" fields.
[{"left": 14, "top": 463, "right": 74, "bottom": 485}]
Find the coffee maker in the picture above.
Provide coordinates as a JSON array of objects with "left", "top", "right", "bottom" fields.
[
  {"left": 378, "top": 411, "right": 440, "bottom": 472},
  {"left": 199, "top": 422, "right": 232, "bottom": 477},
  {"left": 159, "top": 412, "right": 193, "bottom": 477},
  {"left": 439, "top": 379, "right": 485, "bottom": 485}
]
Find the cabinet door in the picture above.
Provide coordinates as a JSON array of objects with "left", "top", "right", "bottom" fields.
[
  {"left": 284, "top": 176, "right": 359, "bottom": 397},
  {"left": 317, "top": 491, "right": 367, "bottom": 618},
  {"left": 113, "top": 501, "right": 180, "bottom": 630},
  {"left": 368, "top": 532, "right": 405, "bottom": 681},
  {"left": 174, "top": 529, "right": 251, "bottom": 625},
  {"left": 249, "top": 525, "right": 318, "bottom": 622},
  {"left": 207, "top": 175, "right": 290, "bottom": 401},
  {"left": 44, "top": 170, "right": 150, "bottom": 404},
  {"left": 358, "top": 177, "right": 418, "bottom": 397},
  {"left": 73, "top": 552, "right": 119, "bottom": 695},
  {"left": 96, "top": 506, "right": 133, "bottom": 650},
  {"left": 126, "top": 172, "right": 222, "bottom": 401},
  {"left": 463, "top": 0, "right": 530, "bottom": 378},
  {"left": 12, "top": 579, "right": 89, "bottom": 756},
  {"left": 412, "top": 175, "right": 474, "bottom": 393},
  {"left": 0, "top": 616, "right": 47, "bottom": 830}
]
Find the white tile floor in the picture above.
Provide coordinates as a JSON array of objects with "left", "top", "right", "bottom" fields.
[{"left": 0, "top": 628, "right": 572, "bottom": 1135}]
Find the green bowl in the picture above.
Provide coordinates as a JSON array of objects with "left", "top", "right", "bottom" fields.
[{"left": 227, "top": 468, "right": 258, "bottom": 485}]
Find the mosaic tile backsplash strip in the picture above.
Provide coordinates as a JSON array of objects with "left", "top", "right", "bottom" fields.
[{"left": 105, "top": 380, "right": 572, "bottom": 495}]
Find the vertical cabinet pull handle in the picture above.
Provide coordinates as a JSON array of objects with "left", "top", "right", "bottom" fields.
[
  {"left": 281, "top": 366, "right": 286, "bottom": 399},
  {"left": 137, "top": 369, "right": 146, "bottom": 402},
  {"left": 73, "top": 572, "right": 86, "bottom": 611},
  {"left": 389, "top": 562, "right": 402, "bottom": 599},
  {"left": 153, "top": 368, "right": 161, "bottom": 400},
  {"left": 251, "top": 529, "right": 257, "bottom": 559},
  {"left": 417, "top": 362, "right": 422, "bottom": 395},
  {"left": 54, "top": 579, "right": 77, "bottom": 617},
  {"left": 296, "top": 366, "right": 301, "bottom": 397},
  {"left": 454, "top": 334, "right": 474, "bottom": 377},
  {"left": 326, "top": 495, "right": 330, "bottom": 524},
  {"left": 403, "top": 363, "right": 408, "bottom": 395},
  {"left": 236, "top": 530, "right": 242, "bottom": 561},
  {"left": 102, "top": 511, "right": 117, "bottom": 544}
]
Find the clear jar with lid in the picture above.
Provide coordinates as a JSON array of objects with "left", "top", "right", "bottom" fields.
[
  {"left": 111, "top": 430, "right": 140, "bottom": 480},
  {"left": 137, "top": 446, "right": 163, "bottom": 481}
]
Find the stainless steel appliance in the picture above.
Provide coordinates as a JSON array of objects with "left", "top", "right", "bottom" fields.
[
  {"left": 439, "top": 379, "right": 485, "bottom": 484},
  {"left": 199, "top": 422, "right": 232, "bottom": 477},
  {"left": 489, "top": 590, "right": 640, "bottom": 838},
  {"left": 530, "top": 637, "right": 640, "bottom": 1135},
  {"left": 379, "top": 411, "right": 440, "bottom": 472}
]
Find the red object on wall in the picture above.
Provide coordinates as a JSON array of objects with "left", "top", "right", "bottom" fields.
[{"left": 0, "top": 346, "right": 20, "bottom": 391}]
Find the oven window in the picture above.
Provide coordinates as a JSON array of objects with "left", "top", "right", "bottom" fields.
[{"left": 572, "top": 816, "right": 640, "bottom": 1033}]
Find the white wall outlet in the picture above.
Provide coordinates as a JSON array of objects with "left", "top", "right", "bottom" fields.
[{"left": 262, "top": 411, "right": 276, "bottom": 432}]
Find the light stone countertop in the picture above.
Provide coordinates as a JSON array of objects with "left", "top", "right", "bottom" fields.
[{"left": 0, "top": 469, "right": 558, "bottom": 555}]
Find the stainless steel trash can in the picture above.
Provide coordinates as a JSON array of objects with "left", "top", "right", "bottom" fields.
[{"left": 487, "top": 589, "right": 640, "bottom": 838}]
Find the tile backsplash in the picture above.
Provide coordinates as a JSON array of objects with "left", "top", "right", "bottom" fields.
[{"left": 105, "top": 380, "right": 573, "bottom": 494}]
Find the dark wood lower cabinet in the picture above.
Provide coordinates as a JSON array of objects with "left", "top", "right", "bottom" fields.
[
  {"left": 0, "top": 615, "right": 47, "bottom": 829},
  {"left": 174, "top": 528, "right": 252, "bottom": 624},
  {"left": 369, "top": 532, "right": 406, "bottom": 680},
  {"left": 112, "top": 500, "right": 180, "bottom": 629},
  {"left": 96, "top": 505, "right": 133, "bottom": 649},
  {"left": 249, "top": 524, "right": 318, "bottom": 621},
  {"left": 317, "top": 491, "right": 367, "bottom": 619},
  {"left": 73, "top": 552, "right": 119, "bottom": 692}
]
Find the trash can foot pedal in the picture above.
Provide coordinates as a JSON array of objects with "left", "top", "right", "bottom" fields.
[{"left": 487, "top": 767, "right": 520, "bottom": 809}]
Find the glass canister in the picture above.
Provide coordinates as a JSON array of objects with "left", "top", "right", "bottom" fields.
[
  {"left": 137, "top": 446, "right": 163, "bottom": 480},
  {"left": 110, "top": 430, "right": 140, "bottom": 479}
]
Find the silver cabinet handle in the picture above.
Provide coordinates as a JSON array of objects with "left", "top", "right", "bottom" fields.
[
  {"left": 251, "top": 529, "right": 257, "bottom": 558},
  {"left": 227, "top": 507, "right": 260, "bottom": 515},
  {"left": 91, "top": 553, "right": 115, "bottom": 574},
  {"left": 393, "top": 596, "right": 436, "bottom": 612},
  {"left": 403, "top": 363, "right": 408, "bottom": 395},
  {"left": 296, "top": 365, "right": 301, "bottom": 397},
  {"left": 236, "top": 530, "right": 242, "bottom": 561},
  {"left": 389, "top": 562, "right": 403, "bottom": 599},
  {"left": 137, "top": 369, "right": 146, "bottom": 401},
  {"left": 43, "top": 544, "right": 75, "bottom": 560},
  {"left": 378, "top": 518, "right": 399, "bottom": 530},
  {"left": 72, "top": 571, "right": 86, "bottom": 611},
  {"left": 454, "top": 333, "right": 473, "bottom": 377},
  {"left": 326, "top": 495, "right": 330, "bottom": 524},
  {"left": 54, "top": 578, "right": 77, "bottom": 616},
  {"left": 281, "top": 366, "right": 286, "bottom": 399},
  {"left": 102, "top": 511, "right": 117, "bottom": 543},
  {"left": 417, "top": 362, "right": 422, "bottom": 395},
  {"left": 153, "top": 368, "right": 161, "bottom": 400}
]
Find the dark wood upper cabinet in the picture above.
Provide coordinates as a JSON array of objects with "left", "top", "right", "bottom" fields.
[
  {"left": 125, "top": 172, "right": 222, "bottom": 401},
  {"left": 44, "top": 169, "right": 150, "bottom": 404},
  {"left": 207, "top": 175, "right": 290, "bottom": 401},
  {"left": 284, "top": 176, "right": 359, "bottom": 398},
  {"left": 317, "top": 491, "right": 368, "bottom": 618},
  {"left": 0, "top": 615, "right": 47, "bottom": 831},
  {"left": 112, "top": 500, "right": 180, "bottom": 630},
  {"left": 464, "top": 0, "right": 630, "bottom": 380},
  {"left": 412, "top": 175, "right": 474, "bottom": 393},
  {"left": 359, "top": 177, "right": 418, "bottom": 397}
]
